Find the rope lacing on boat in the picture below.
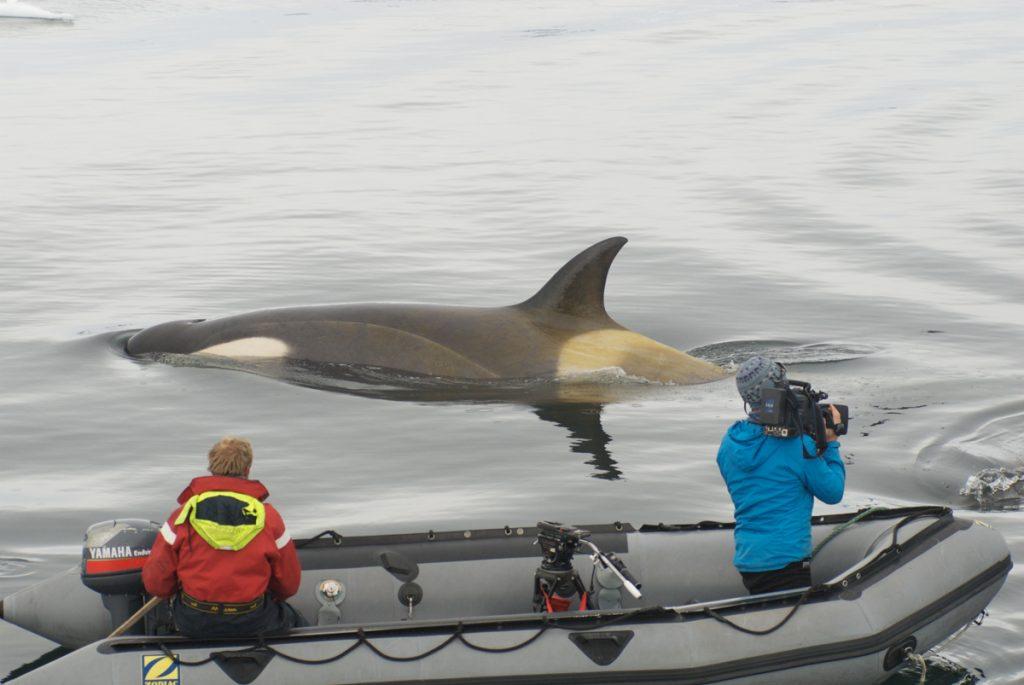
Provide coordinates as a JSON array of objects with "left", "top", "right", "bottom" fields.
[{"left": 160, "top": 606, "right": 669, "bottom": 668}]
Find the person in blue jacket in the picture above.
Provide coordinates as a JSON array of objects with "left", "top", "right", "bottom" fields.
[{"left": 716, "top": 356, "right": 846, "bottom": 595}]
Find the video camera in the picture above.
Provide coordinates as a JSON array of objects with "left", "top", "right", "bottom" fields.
[
  {"left": 756, "top": 379, "right": 850, "bottom": 458},
  {"left": 536, "top": 521, "right": 590, "bottom": 572}
]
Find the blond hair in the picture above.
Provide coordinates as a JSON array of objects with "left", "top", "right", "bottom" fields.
[{"left": 208, "top": 436, "right": 253, "bottom": 477}]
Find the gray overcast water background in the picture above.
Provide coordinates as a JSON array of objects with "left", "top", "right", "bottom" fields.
[{"left": 1, "top": 0, "right": 1023, "bottom": 682}]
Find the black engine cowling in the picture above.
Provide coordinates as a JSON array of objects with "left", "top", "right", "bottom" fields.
[
  {"left": 81, "top": 519, "right": 159, "bottom": 593},
  {"left": 81, "top": 519, "right": 160, "bottom": 632}
]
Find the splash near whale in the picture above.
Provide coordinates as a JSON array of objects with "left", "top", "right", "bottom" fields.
[{"left": 125, "top": 237, "right": 727, "bottom": 389}]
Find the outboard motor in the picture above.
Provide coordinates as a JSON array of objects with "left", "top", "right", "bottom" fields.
[{"left": 81, "top": 519, "right": 159, "bottom": 634}]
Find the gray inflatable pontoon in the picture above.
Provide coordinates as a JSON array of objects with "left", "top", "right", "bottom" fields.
[{"left": 1, "top": 506, "right": 1011, "bottom": 684}]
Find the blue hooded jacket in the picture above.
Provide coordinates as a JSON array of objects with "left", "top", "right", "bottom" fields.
[{"left": 716, "top": 420, "right": 846, "bottom": 573}]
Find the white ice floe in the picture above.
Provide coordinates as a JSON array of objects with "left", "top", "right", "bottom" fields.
[
  {"left": 0, "top": 0, "right": 73, "bottom": 22},
  {"left": 961, "top": 467, "right": 1024, "bottom": 509}
]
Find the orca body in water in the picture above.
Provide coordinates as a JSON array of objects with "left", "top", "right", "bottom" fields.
[{"left": 126, "top": 237, "right": 727, "bottom": 386}]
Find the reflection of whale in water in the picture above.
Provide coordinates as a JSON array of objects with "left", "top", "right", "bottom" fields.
[
  {"left": 125, "top": 237, "right": 726, "bottom": 390},
  {"left": 533, "top": 403, "right": 620, "bottom": 480}
]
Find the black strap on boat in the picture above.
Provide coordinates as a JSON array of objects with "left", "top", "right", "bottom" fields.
[
  {"left": 262, "top": 608, "right": 667, "bottom": 665},
  {"left": 542, "top": 606, "right": 671, "bottom": 631},
  {"left": 810, "top": 506, "right": 886, "bottom": 557},
  {"left": 154, "top": 606, "right": 671, "bottom": 669},
  {"left": 457, "top": 622, "right": 549, "bottom": 653},
  {"left": 357, "top": 628, "right": 462, "bottom": 662},
  {"left": 262, "top": 637, "right": 363, "bottom": 665},
  {"left": 702, "top": 587, "right": 816, "bottom": 636},
  {"left": 887, "top": 510, "right": 940, "bottom": 552},
  {"left": 159, "top": 642, "right": 215, "bottom": 667},
  {"left": 295, "top": 530, "right": 343, "bottom": 548},
  {"left": 257, "top": 622, "right": 553, "bottom": 665},
  {"left": 640, "top": 504, "right": 946, "bottom": 532},
  {"left": 848, "top": 508, "right": 954, "bottom": 581}
]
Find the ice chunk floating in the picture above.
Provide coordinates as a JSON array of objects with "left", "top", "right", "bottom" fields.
[
  {"left": 0, "top": 0, "right": 72, "bottom": 21},
  {"left": 961, "top": 467, "right": 1024, "bottom": 510}
]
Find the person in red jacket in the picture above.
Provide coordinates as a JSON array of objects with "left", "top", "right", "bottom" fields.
[{"left": 143, "top": 436, "right": 305, "bottom": 637}]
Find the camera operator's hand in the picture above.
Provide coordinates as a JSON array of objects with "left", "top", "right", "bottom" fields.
[{"left": 825, "top": 404, "right": 842, "bottom": 443}]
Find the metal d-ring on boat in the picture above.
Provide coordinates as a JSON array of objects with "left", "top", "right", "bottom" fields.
[{"left": 0, "top": 506, "right": 1011, "bottom": 684}]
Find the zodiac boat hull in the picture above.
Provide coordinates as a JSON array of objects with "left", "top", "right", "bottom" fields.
[{"left": 1, "top": 507, "right": 1011, "bottom": 684}]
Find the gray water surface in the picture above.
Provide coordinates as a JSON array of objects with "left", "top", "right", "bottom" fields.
[{"left": 2, "top": 0, "right": 1023, "bottom": 682}]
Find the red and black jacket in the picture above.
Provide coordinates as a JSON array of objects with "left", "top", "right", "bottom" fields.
[{"left": 142, "top": 476, "right": 301, "bottom": 603}]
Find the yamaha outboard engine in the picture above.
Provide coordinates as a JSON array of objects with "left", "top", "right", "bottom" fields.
[{"left": 81, "top": 519, "right": 159, "bottom": 634}]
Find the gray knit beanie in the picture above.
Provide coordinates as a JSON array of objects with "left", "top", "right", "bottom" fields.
[{"left": 735, "top": 355, "right": 787, "bottom": 409}]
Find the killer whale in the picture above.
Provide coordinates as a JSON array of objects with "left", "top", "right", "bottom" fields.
[{"left": 125, "top": 237, "right": 726, "bottom": 385}]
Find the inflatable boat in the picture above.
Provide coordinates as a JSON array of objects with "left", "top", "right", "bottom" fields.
[{"left": 0, "top": 506, "right": 1011, "bottom": 684}]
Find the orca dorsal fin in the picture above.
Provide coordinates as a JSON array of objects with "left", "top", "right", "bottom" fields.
[{"left": 517, "top": 237, "right": 627, "bottom": 320}]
